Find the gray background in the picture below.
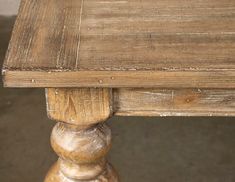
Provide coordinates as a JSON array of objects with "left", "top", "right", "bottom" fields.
[
  {"left": 0, "top": 0, "right": 20, "bottom": 15},
  {"left": 0, "top": 1, "right": 235, "bottom": 182}
]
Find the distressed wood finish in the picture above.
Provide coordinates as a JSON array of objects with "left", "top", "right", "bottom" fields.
[
  {"left": 46, "top": 88, "right": 112, "bottom": 125},
  {"left": 46, "top": 162, "right": 118, "bottom": 182},
  {"left": 3, "top": 0, "right": 235, "bottom": 88},
  {"left": 3, "top": 70, "right": 235, "bottom": 88},
  {"left": 45, "top": 88, "right": 119, "bottom": 182},
  {"left": 1, "top": 0, "right": 235, "bottom": 180},
  {"left": 114, "top": 89, "right": 235, "bottom": 116}
]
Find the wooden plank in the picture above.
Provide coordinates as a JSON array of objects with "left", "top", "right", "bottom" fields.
[
  {"left": 3, "top": 70, "right": 235, "bottom": 88},
  {"left": 114, "top": 88, "right": 235, "bottom": 116},
  {"left": 4, "top": 0, "right": 83, "bottom": 69},
  {"left": 46, "top": 88, "right": 112, "bottom": 125},
  {"left": 79, "top": 0, "right": 235, "bottom": 71},
  {"left": 3, "top": 0, "right": 235, "bottom": 88}
]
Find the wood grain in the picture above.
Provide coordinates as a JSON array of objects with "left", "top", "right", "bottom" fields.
[
  {"left": 46, "top": 88, "right": 112, "bottom": 125},
  {"left": 45, "top": 123, "right": 119, "bottom": 182},
  {"left": 45, "top": 162, "right": 119, "bottom": 182},
  {"left": 51, "top": 123, "right": 111, "bottom": 164},
  {"left": 114, "top": 88, "right": 235, "bottom": 116},
  {"left": 3, "top": 0, "right": 235, "bottom": 88},
  {"left": 4, "top": 70, "right": 235, "bottom": 88},
  {"left": 45, "top": 88, "right": 118, "bottom": 182}
]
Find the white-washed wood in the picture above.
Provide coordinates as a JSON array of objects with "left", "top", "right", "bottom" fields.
[{"left": 114, "top": 88, "right": 235, "bottom": 116}]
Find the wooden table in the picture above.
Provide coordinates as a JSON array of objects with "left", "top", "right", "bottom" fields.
[{"left": 2, "top": 0, "right": 235, "bottom": 181}]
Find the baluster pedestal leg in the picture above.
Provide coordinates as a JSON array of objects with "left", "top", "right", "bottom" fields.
[{"left": 44, "top": 88, "right": 119, "bottom": 182}]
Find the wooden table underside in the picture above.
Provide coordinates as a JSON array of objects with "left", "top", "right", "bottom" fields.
[{"left": 2, "top": 0, "right": 235, "bottom": 181}]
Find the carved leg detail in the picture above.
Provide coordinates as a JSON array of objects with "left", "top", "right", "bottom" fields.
[{"left": 44, "top": 88, "right": 119, "bottom": 182}]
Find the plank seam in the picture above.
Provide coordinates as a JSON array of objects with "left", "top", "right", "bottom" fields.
[{"left": 75, "top": 0, "right": 84, "bottom": 69}]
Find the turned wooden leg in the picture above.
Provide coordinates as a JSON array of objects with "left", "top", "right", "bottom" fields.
[{"left": 44, "top": 88, "right": 119, "bottom": 182}]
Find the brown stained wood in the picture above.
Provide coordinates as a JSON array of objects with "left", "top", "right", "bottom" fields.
[
  {"left": 51, "top": 123, "right": 111, "bottom": 165},
  {"left": 45, "top": 88, "right": 118, "bottom": 182},
  {"left": 3, "top": 70, "right": 235, "bottom": 88},
  {"left": 46, "top": 121, "right": 118, "bottom": 182},
  {"left": 58, "top": 158, "right": 106, "bottom": 180},
  {"left": 45, "top": 162, "right": 119, "bottom": 182},
  {"left": 3, "top": 0, "right": 235, "bottom": 88},
  {"left": 46, "top": 88, "right": 112, "bottom": 125},
  {"left": 47, "top": 122, "right": 115, "bottom": 181},
  {"left": 114, "top": 88, "right": 235, "bottom": 116}
]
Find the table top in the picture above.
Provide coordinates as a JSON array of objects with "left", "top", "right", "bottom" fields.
[{"left": 2, "top": 0, "right": 235, "bottom": 88}]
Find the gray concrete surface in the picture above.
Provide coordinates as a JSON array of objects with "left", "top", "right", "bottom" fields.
[{"left": 0, "top": 16, "right": 235, "bottom": 182}]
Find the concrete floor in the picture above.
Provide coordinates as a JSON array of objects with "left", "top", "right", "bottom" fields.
[{"left": 0, "top": 16, "right": 235, "bottom": 182}]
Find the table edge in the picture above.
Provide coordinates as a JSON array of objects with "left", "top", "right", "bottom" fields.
[{"left": 2, "top": 69, "right": 235, "bottom": 88}]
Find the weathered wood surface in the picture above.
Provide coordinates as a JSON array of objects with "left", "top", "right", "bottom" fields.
[
  {"left": 46, "top": 162, "right": 118, "bottom": 182},
  {"left": 114, "top": 88, "right": 235, "bottom": 116},
  {"left": 46, "top": 88, "right": 112, "bottom": 125},
  {"left": 4, "top": 70, "right": 235, "bottom": 88},
  {"left": 45, "top": 88, "right": 119, "bottom": 182},
  {"left": 3, "top": 0, "right": 235, "bottom": 88}
]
